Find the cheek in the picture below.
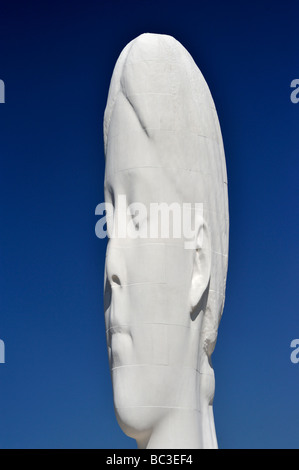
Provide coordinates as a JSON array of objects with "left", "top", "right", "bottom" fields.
[
  {"left": 131, "top": 323, "right": 193, "bottom": 370},
  {"left": 122, "top": 282, "right": 190, "bottom": 325},
  {"left": 121, "top": 283, "right": 167, "bottom": 324},
  {"left": 121, "top": 283, "right": 192, "bottom": 365},
  {"left": 131, "top": 323, "right": 169, "bottom": 366}
]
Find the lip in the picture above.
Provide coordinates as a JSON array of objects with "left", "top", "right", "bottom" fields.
[
  {"left": 107, "top": 324, "right": 131, "bottom": 347},
  {"left": 109, "top": 328, "right": 133, "bottom": 368},
  {"left": 109, "top": 324, "right": 130, "bottom": 333}
]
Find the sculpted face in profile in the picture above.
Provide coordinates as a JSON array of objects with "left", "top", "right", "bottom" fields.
[{"left": 103, "top": 33, "right": 229, "bottom": 449}]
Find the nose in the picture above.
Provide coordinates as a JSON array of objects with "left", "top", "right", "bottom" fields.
[{"left": 106, "top": 241, "right": 123, "bottom": 288}]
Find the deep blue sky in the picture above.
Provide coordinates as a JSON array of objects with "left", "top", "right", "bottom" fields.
[{"left": 0, "top": 0, "right": 298, "bottom": 449}]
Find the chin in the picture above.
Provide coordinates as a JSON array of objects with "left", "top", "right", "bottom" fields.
[
  {"left": 114, "top": 401, "right": 168, "bottom": 442},
  {"left": 112, "top": 369, "right": 168, "bottom": 439},
  {"left": 115, "top": 404, "right": 150, "bottom": 438}
]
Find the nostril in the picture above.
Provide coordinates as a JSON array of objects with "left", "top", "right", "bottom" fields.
[{"left": 111, "top": 274, "right": 121, "bottom": 286}]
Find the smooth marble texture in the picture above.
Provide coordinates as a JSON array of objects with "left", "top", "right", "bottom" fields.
[{"left": 103, "top": 33, "right": 229, "bottom": 449}]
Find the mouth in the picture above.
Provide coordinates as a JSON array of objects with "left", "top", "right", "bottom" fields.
[
  {"left": 107, "top": 324, "right": 131, "bottom": 344},
  {"left": 108, "top": 327, "right": 133, "bottom": 368}
]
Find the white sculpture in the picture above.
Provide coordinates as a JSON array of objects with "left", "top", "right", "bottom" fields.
[{"left": 103, "top": 33, "right": 229, "bottom": 449}]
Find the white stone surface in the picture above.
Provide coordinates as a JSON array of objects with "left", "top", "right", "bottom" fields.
[{"left": 103, "top": 33, "right": 229, "bottom": 449}]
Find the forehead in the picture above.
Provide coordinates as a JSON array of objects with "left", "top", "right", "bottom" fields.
[
  {"left": 104, "top": 34, "right": 223, "bottom": 203},
  {"left": 104, "top": 78, "right": 223, "bottom": 207},
  {"left": 103, "top": 35, "right": 228, "bottom": 258}
]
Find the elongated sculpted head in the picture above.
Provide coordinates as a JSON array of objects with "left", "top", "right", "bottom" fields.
[{"left": 103, "top": 33, "right": 229, "bottom": 449}]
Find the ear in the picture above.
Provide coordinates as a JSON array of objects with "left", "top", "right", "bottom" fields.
[{"left": 189, "top": 221, "right": 211, "bottom": 318}]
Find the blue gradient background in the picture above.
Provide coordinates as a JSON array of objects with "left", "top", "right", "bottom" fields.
[{"left": 0, "top": 0, "right": 298, "bottom": 449}]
